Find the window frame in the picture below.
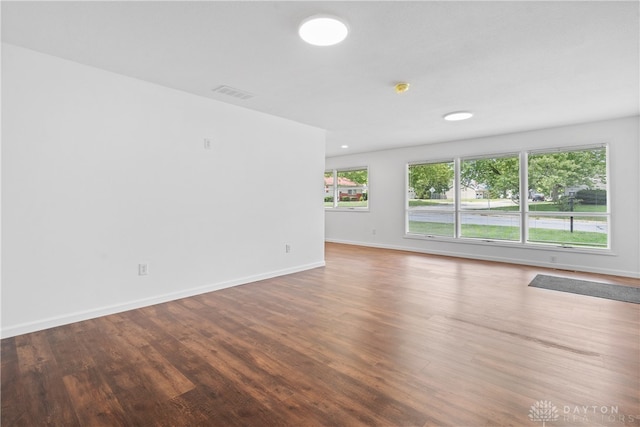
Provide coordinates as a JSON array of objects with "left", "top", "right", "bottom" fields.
[
  {"left": 525, "top": 145, "right": 610, "bottom": 249},
  {"left": 406, "top": 159, "right": 456, "bottom": 238},
  {"left": 405, "top": 144, "right": 611, "bottom": 252},
  {"left": 458, "top": 152, "right": 522, "bottom": 243},
  {"left": 325, "top": 166, "right": 369, "bottom": 211}
]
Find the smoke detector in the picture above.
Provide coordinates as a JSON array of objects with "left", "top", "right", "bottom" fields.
[{"left": 394, "top": 83, "right": 410, "bottom": 94}]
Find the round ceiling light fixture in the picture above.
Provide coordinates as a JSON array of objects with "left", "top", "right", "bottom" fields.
[
  {"left": 299, "top": 15, "right": 349, "bottom": 46},
  {"left": 443, "top": 111, "right": 474, "bottom": 121}
]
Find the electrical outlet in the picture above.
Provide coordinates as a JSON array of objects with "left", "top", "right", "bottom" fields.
[
  {"left": 204, "top": 138, "right": 212, "bottom": 150},
  {"left": 138, "top": 263, "right": 149, "bottom": 276},
  {"left": 550, "top": 256, "right": 557, "bottom": 264},
  {"left": 372, "top": 228, "right": 377, "bottom": 235},
  {"left": 285, "top": 244, "right": 291, "bottom": 253}
]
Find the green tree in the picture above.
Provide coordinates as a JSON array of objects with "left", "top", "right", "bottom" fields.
[
  {"left": 528, "top": 148, "right": 606, "bottom": 202},
  {"left": 409, "top": 163, "right": 454, "bottom": 199},
  {"left": 460, "top": 157, "right": 519, "bottom": 199},
  {"left": 339, "top": 169, "right": 368, "bottom": 185}
]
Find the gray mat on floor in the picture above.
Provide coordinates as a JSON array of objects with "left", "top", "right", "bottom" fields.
[{"left": 529, "top": 274, "right": 640, "bottom": 304}]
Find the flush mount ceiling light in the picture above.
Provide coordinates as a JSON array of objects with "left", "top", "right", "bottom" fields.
[
  {"left": 443, "top": 111, "right": 474, "bottom": 121},
  {"left": 299, "top": 15, "right": 348, "bottom": 46},
  {"left": 341, "top": 145, "right": 349, "bottom": 149}
]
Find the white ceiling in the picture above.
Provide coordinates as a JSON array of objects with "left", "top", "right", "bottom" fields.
[{"left": 2, "top": 1, "right": 639, "bottom": 157}]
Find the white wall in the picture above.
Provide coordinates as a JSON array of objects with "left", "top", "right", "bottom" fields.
[
  {"left": 1, "top": 44, "right": 326, "bottom": 338},
  {"left": 326, "top": 116, "right": 640, "bottom": 278}
]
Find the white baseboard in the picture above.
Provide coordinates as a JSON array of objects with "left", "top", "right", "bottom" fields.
[
  {"left": 325, "top": 238, "right": 640, "bottom": 279},
  {"left": 1, "top": 261, "right": 326, "bottom": 339}
]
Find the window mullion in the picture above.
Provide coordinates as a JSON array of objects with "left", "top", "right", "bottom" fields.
[
  {"left": 333, "top": 169, "right": 338, "bottom": 208},
  {"left": 521, "top": 151, "right": 528, "bottom": 244},
  {"left": 454, "top": 157, "right": 461, "bottom": 238}
]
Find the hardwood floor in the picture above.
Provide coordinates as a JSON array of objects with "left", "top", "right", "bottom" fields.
[{"left": 2, "top": 243, "right": 639, "bottom": 426}]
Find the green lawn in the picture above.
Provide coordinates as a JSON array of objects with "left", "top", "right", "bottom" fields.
[
  {"left": 408, "top": 221, "right": 607, "bottom": 247},
  {"left": 409, "top": 199, "right": 453, "bottom": 207},
  {"left": 326, "top": 201, "right": 368, "bottom": 208},
  {"left": 504, "top": 202, "right": 606, "bottom": 213}
]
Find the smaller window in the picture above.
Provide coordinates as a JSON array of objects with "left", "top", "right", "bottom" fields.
[{"left": 324, "top": 167, "right": 368, "bottom": 209}]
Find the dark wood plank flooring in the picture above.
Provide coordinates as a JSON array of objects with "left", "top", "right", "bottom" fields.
[{"left": 2, "top": 243, "right": 639, "bottom": 426}]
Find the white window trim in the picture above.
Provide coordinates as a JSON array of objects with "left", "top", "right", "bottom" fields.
[
  {"left": 405, "top": 144, "right": 610, "bottom": 251},
  {"left": 325, "top": 166, "right": 370, "bottom": 212},
  {"left": 406, "top": 160, "right": 456, "bottom": 237}
]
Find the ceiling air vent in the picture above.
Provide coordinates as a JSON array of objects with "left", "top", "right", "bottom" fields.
[{"left": 211, "top": 85, "right": 255, "bottom": 100}]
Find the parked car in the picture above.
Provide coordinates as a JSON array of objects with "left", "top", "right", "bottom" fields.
[{"left": 531, "top": 193, "right": 545, "bottom": 201}]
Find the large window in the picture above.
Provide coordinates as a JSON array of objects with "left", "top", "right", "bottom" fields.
[
  {"left": 406, "top": 145, "right": 609, "bottom": 250},
  {"left": 407, "top": 161, "right": 455, "bottom": 237},
  {"left": 325, "top": 167, "right": 368, "bottom": 209},
  {"left": 460, "top": 154, "right": 521, "bottom": 241},
  {"left": 527, "top": 146, "right": 608, "bottom": 248}
]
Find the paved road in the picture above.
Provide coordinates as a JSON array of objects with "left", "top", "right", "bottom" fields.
[{"left": 408, "top": 210, "right": 607, "bottom": 234}]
